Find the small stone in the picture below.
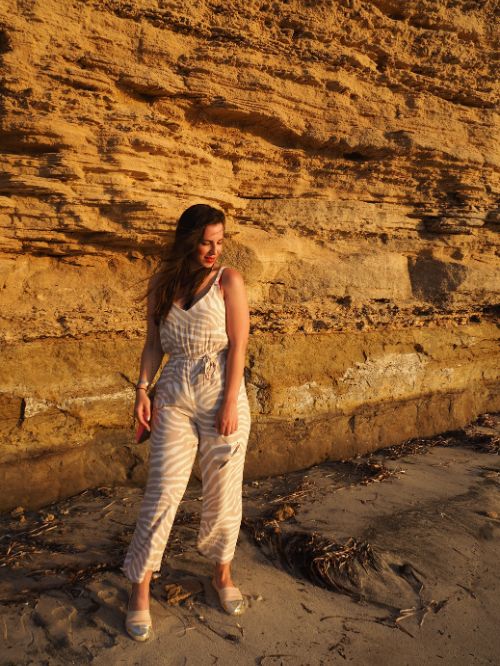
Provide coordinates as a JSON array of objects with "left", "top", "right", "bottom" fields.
[
  {"left": 10, "top": 506, "right": 24, "bottom": 518},
  {"left": 485, "top": 510, "right": 498, "bottom": 519}
]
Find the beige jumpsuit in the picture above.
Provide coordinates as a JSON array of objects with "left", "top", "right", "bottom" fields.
[{"left": 122, "top": 265, "right": 251, "bottom": 583}]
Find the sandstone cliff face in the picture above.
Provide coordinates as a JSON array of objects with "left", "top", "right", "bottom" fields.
[{"left": 0, "top": 0, "right": 498, "bottom": 511}]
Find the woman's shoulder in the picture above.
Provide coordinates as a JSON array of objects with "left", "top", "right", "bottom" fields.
[
  {"left": 220, "top": 265, "right": 244, "bottom": 286},
  {"left": 218, "top": 266, "right": 246, "bottom": 299}
]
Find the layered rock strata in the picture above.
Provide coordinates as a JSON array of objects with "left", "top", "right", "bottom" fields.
[{"left": 0, "top": 0, "right": 498, "bottom": 510}]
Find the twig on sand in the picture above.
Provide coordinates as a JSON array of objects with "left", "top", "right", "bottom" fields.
[
  {"left": 394, "top": 598, "right": 448, "bottom": 636},
  {"left": 258, "top": 655, "right": 296, "bottom": 665}
]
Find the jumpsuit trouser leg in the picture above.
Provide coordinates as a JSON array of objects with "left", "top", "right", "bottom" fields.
[
  {"left": 122, "top": 404, "right": 199, "bottom": 584},
  {"left": 122, "top": 367, "right": 251, "bottom": 584},
  {"left": 195, "top": 382, "right": 251, "bottom": 564}
]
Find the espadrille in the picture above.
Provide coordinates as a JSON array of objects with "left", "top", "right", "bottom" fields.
[
  {"left": 125, "top": 605, "right": 153, "bottom": 642},
  {"left": 211, "top": 577, "right": 245, "bottom": 615}
]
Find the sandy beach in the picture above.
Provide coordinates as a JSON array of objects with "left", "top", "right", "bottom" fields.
[{"left": 1, "top": 412, "right": 499, "bottom": 666}]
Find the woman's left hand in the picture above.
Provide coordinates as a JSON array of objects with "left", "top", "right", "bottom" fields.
[{"left": 215, "top": 398, "right": 238, "bottom": 436}]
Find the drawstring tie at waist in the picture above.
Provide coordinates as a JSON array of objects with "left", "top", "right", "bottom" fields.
[
  {"left": 201, "top": 351, "right": 219, "bottom": 383},
  {"left": 168, "top": 349, "right": 225, "bottom": 384}
]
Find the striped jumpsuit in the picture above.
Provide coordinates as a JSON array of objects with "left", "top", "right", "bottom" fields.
[{"left": 122, "top": 265, "right": 251, "bottom": 583}]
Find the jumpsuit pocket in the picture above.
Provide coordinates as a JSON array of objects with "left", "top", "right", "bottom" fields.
[{"left": 205, "top": 432, "right": 243, "bottom": 470}]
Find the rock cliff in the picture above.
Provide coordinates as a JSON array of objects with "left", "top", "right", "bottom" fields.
[{"left": 0, "top": 0, "right": 498, "bottom": 510}]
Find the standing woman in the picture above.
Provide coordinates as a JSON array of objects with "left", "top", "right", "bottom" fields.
[{"left": 122, "top": 204, "right": 251, "bottom": 641}]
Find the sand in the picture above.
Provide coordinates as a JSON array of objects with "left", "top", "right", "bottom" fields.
[{"left": 1, "top": 413, "right": 499, "bottom": 666}]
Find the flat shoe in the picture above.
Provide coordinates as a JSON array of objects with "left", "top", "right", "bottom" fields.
[
  {"left": 211, "top": 577, "right": 245, "bottom": 615},
  {"left": 125, "top": 607, "right": 153, "bottom": 642}
]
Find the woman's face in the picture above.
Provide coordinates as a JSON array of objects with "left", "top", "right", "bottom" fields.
[{"left": 194, "top": 223, "right": 224, "bottom": 269}]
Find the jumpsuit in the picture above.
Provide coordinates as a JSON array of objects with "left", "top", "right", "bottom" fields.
[{"left": 122, "top": 265, "right": 251, "bottom": 584}]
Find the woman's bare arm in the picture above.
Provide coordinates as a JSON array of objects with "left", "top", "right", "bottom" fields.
[
  {"left": 215, "top": 267, "right": 249, "bottom": 435},
  {"left": 137, "top": 276, "right": 164, "bottom": 383},
  {"left": 135, "top": 276, "right": 165, "bottom": 429}
]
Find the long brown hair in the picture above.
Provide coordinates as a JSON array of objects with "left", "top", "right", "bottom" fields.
[{"left": 144, "top": 204, "right": 226, "bottom": 325}]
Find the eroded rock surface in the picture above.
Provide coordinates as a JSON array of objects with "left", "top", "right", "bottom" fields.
[{"left": 0, "top": 0, "right": 498, "bottom": 509}]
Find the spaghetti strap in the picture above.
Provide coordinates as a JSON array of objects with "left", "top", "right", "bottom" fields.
[{"left": 215, "top": 264, "right": 225, "bottom": 286}]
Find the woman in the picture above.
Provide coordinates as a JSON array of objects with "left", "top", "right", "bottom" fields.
[{"left": 121, "top": 204, "right": 252, "bottom": 641}]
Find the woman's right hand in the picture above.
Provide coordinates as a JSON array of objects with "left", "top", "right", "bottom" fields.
[{"left": 135, "top": 390, "right": 151, "bottom": 431}]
